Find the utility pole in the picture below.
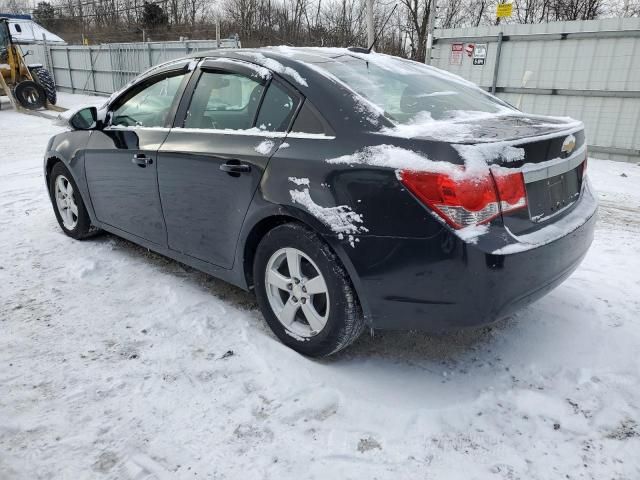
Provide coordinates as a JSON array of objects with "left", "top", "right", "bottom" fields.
[
  {"left": 216, "top": 18, "right": 221, "bottom": 48},
  {"left": 77, "top": 0, "right": 85, "bottom": 45},
  {"left": 425, "top": 0, "right": 436, "bottom": 64},
  {"left": 366, "top": 0, "right": 375, "bottom": 49}
]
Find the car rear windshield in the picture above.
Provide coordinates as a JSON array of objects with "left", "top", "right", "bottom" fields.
[{"left": 315, "top": 54, "right": 512, "bottom": 123}]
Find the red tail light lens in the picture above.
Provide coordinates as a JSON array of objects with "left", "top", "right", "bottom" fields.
[
  {"left": 399, "top": 168, "right": 527, "bottom": 229},
  {"left": 492, "top": 170, "right": 527, "bottom": 213}
]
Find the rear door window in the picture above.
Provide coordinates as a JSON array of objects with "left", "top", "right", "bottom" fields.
[
  {"left": 291, "top": 100, "right": 331, "bottom": 135},
  {"left": 183, "top": 71, "right": 265, "bottom": 130},
  {"left": 255, "top": 81, "right": 301, "bottom": 132}
]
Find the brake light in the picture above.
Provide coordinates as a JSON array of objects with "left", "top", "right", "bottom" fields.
[
  {"left": 399, "top": 168, "right": 527, "bottom": 229},
  {"left": 492, "top": 170, "right": 527, "bottom": 213}
]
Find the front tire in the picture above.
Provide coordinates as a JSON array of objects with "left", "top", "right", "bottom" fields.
[
  {"left": 253, "top": 223, "right": 365, "bottom": 357},
  {"left": 29, "top": 66, "right": 57, "bottom": 105},
  {"left": 49, "top": 162, "right": 96, "bottom": 239}
]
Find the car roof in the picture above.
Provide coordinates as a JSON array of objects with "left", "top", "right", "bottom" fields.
[
  {"left": 186, "top": 46, "right": 363, "bottom": 64},
  {"left": 184, "top": 46, "right": 382, "bottom": 90},
  {"left": 180, "top": 47, "right": 396, "bottom": 133}
]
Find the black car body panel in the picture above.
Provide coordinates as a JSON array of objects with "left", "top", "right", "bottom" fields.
[
  {"left": 339, "top": 182, "right": 597, "bottom": 329},
  {"left": 45, "top": 47, "right": 597, "bottom": 332},
  {"left": 84, "top": 128, "right": 170, "bottom": 245}
]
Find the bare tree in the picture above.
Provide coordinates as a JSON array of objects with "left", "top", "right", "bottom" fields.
[
  {"left": 12, "top": 0, "right": 635, "bottom": 54},
  {"left": 398, "top": 0, "right": 433, "bottom": 60}
]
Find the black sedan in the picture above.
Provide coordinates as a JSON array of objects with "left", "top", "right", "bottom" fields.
[{"left": 45, "top": 47, "right": 597, "bottom": 356}]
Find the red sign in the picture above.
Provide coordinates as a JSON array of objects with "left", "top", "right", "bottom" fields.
[
  {"left": 465, "top": 44, "right": 475, "bottom": 57},
  {"left": 450, "top": 43, "right": 463, "bottom": 65}
]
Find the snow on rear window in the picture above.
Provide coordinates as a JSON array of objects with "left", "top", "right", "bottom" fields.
[{"left": 310, "top": 52, "right": 512, "bottom": 124}]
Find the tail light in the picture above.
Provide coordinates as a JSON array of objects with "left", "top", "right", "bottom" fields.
[
  {"left": 399, "top": 168, "right": 527, "bottom": 229},
  {"left": 492, "top": 169, "right": 527, "bottom": 213}
]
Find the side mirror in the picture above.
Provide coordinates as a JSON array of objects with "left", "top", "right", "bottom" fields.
[{"left": 70, "top": 106, "right": 98, "bottom": 130}]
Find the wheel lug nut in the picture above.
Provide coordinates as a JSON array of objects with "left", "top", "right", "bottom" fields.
[
  {"left": 287, "top": 284, "right": 293, "bottom": 290},
  {"left": 302, "top": 286, "right": 307, "bottom": 293},
  {"left": 301, "top": 298, "right": 306, "bottom": 304},
  {"left": 292, "top": 296, "right": 298, "bottom": 303},
  {"left": 294, "top": 278, "right": 300, "bottom": 284}
]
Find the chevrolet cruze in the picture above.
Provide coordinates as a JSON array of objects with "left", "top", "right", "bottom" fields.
[{"left": 45, "top": 47, "right": 597, "bottom": 356}]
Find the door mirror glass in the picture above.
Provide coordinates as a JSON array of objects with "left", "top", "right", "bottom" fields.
[{"left": 70, "top": 106, "right": 98, "bottom": 130}]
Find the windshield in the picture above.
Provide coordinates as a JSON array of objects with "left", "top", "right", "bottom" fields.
[
  {"left": 0, "top": 20, "right": 11, "bottom": 50},
  {"left": 315, "top": 54, "right": 512, "bottom": 123}
]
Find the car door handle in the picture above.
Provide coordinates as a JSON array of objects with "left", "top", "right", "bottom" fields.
[
  {"left": 132, "top": 154, "right": 153, "bottom": 167},
  {"left": 220, "top": 162, "right": 251, "bottom": 174}
]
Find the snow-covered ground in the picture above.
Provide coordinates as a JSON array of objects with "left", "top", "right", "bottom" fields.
[{"left": 1, "top": 94, "right": 639, "bottom": 479}]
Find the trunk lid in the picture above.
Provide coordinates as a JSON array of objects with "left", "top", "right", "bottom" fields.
[
  {"left": 453, "top": 114, "right": 581, "bottom": 145},
  {"left": 453, "top": 114, "right": 587, "bottom": 235}
]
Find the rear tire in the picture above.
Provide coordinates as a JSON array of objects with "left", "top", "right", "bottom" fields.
[
  {"left": 49, "top": 162, "right": 97, "bottom": 239},
  {"left": 29, "top": 66, "right": 57, "bottom": 105},
  {"left": 253, "top": 223, "right": 365, "bottom": 357},
  {"left": 14, "top": 81, "right": 46, "bottom": 110}
]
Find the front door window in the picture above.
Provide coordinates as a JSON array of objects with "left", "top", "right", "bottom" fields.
[{"left": 111, "top": 73, "right": 186, "bottom": 128}]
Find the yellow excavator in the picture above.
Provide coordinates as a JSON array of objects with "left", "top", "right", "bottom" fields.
[{"left": 0, "top": 16, "right": 62, "bottom": 113}]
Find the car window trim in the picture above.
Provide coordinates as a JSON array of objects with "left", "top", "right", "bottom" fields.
[
  {"left": 250, "top": 77, "right": 271, "bottom": 128},
  {"left": 106, "top": 66, "right": 194, "bottom": 129},
  {"left": 103, "top": 126, "right": 172, "bottom": 132},
  {"left": 165, "top": 127, "right": 335, "bottom": 139}
]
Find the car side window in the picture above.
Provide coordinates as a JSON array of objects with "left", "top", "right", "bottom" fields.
[
  {"left": 184, "top": 71, "right": 265, "bottom": 130},
  {"left": 111, "top": 72, "right": 186, "bottom": 128},
  {"left": 291, "top": 100, "right": 330, "bottom": 135},
  {"left": 255, "top": 81, "right": 300, "bottom": 132}
]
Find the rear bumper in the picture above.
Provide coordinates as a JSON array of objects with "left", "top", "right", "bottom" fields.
[{"left": 343, "top": 181, "right": 597, "bottom": 331}]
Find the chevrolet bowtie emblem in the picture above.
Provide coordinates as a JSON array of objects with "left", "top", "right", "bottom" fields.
[{"left": 561, "top": 134, "right": 576, "bottom": 155}]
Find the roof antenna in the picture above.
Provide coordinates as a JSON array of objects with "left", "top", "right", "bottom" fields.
[{"left": 367, "top": 4, "right": 398, "bottom": 53}]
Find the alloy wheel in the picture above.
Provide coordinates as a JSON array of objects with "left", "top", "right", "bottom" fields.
[
  {"left": 264, "top": 247, "right": 330, "bottom": 338},
  {"left": 54, "top": 175, "right": 79, "bottom": 230}
]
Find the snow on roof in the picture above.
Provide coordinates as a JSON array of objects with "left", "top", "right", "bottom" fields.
[
  {"left": 0, "top": 13, "right": 31, "bottom": 19},
  {"left": 4, "top": 17, "right": 66, "bottom": 45},
  {"left": 236, "top": 51, "right": 308, "bottom": 87}
]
